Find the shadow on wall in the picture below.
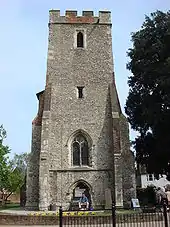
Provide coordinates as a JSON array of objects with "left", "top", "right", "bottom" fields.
[{"left": 96, "top": 85, "right": 114, "bottom": 169}]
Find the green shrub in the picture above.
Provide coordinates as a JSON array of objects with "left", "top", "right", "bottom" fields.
[{"left": 137, "top": 186, "right": 156, "bottom": 206}]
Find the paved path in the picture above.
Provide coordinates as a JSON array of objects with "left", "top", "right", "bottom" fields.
[{"left": 0, "top": 210, "right": 56, "bottom": 215}]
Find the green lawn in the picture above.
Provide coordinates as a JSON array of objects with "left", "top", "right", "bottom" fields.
[{"left": 0, "top": 203, "right": 20, "bottom": 210}]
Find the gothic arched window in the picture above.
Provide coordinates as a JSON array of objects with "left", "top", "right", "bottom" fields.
[
  {"left": 77, "top": 32, "right": 84, "bottom": 48},
  {"left": 72, "top": 134, "right": 89, "bottom": 166}
]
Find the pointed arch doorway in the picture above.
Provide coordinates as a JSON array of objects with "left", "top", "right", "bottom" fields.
[{"left": 70, "top": 180, "right": 92, "bottom": 210}]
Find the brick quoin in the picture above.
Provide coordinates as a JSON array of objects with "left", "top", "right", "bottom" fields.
[{"left": 66, "top": 17, "right": 94, "bottom": 23}]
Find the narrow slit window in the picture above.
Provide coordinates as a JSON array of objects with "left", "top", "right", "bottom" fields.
[
  {"left": 77, "top": 32, "right": 84, "bottom": 48},
  {"left": 77, "top": 87, "right": 84, "bottom": 99}
]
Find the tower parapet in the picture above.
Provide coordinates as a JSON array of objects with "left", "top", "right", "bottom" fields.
[{"left": 49, "top": 10, "right": 111, "bottom": 24}]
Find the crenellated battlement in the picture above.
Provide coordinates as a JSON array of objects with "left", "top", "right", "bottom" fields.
[{"left": 49, "top": 10, "right": 111, "bottom": 24}]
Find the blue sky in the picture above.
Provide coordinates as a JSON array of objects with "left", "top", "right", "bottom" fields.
[{"left": 0, "top": 0, "right": 169, "bottom": 156}]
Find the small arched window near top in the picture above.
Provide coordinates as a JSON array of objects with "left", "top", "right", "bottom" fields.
[{"left": 77, "top": 32, "right": 84, "bottom": 48}]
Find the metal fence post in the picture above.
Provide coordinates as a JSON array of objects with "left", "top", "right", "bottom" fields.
[
  {"left": 112, "top": 202, "right": 116, "bottom": 227},
  {"left": 163, "top": 200, "right": 168, "bottom": 227},
  {"left": 59, "top": 206, "right": 63, "bottom": 227}
]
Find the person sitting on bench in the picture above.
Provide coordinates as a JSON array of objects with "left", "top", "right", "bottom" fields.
[{"left": 79, "top": 193, "right": 89, "bottom": 210}]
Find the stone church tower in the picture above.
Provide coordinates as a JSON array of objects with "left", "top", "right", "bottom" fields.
[{"left": 26, "top": 10, "right": 136, "bottom": 211}]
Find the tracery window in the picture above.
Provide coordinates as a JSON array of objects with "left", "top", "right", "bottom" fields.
[{"left": 72, "top": 134, "right": 89, "bottom": 166}]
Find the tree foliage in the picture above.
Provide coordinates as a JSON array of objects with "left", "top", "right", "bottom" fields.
[
  {"left": 10, "top": 153, "right": 28, "bottom": 174},
  {"left": 125, "top": 11, "right": 170, "bottom": 178},
  {"left": 0, "top": 125, "right": 28, "bottom": 204},
  {"left": 0, "top": 125, "right": 10, "bottom": 199}
]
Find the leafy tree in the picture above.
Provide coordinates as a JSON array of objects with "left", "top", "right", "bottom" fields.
[
  {"left": 125, "top": 11, "right": 170, "bottom": 178},
  {"left": 4, "top": 153, "right": 28, "bottom": 201},
  {"left": 10, "top": 152, "right": 28, "bottom": 176},
  {"left": 0, "top": 124, "right": 28, "bottom": 204},
  {"left": 3, "top": 167, "right": 24, "bottom": 201},
  {"left": 0, "top": 125, "right": 10, "bottom": 203}
]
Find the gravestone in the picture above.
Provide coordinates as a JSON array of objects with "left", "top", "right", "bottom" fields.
[{"left": 105, "top": 188, "right": 112, "bottom": 209}]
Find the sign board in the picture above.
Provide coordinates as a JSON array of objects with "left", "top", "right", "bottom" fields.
[
  {"left": 131, "top": 199, "right": 140, "bottom": 208},
  {"left": 75, "top": 188, "right": 85, "bottom": 197}
]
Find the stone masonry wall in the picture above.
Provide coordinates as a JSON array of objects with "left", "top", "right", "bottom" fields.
[
  {"left": 39, "top": 85, "right": 115, "bottom": 209},
  {"left": 26, "top": 125, "right": 41, "bottom": 210},
  {"left": 49, "top": 170, "right": 114, "bottom": 209},
  {"left": 26, "top": 92, "right": 44, "bottom": 210},
  {"left": 120, "top": 114, "right": 136, "bottom": 208},
  {"left": 39, "top": 111, "right": 51, "bottom": 211}
]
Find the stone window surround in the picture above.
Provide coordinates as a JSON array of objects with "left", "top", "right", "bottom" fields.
[
  {"left": 72, "top": 134, "right": 89, "bottom": 166},
  {"left": 74, "top": 28, "right": 87, "bottom": 49},
  {"left": 67, "top": 129, "right": 92, "bottom": 167}
]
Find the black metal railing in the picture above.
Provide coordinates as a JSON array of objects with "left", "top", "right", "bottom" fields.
[{"left": 58, "top": 201, "right": 169, "bottom": 227}]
